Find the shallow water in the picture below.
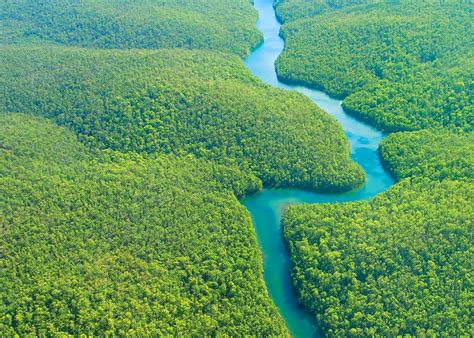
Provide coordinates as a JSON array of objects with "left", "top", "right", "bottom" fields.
[{"left": 241, "top": 0, "right": 395, "bottom": 336}]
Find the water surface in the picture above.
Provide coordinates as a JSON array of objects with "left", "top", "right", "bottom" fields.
[{"left": 241, "top": 0, "right": 395, "bottom": 336}]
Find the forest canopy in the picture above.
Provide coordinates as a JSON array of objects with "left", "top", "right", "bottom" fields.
[
  {"left": 277, "top": 0, "right": 474, "bottom": 335},
  {"left": 2, "top": 0, "right": 473, "bottom": 336},
  {"left": 380, "top": 129, "right": 474, "bottom": 182},
  {"left": 0, "top": 1, "right": 372, "bottom": 334},
  {"left": 283, "top": 178, "right": 473, "bottom": 336},
  {"left": 0, "top": 46, "right": 364, "bottom": 192},
  {"left": 0, "top": 113, "right": 289, "bottom": 336},
  {"left": 274, "top": 0, "right": 373, "bottom": 23},
  {"left": 275, "top": 0, "right": 473, "bottom": 132},
  {"left": 0, "top": 0, "right": 261, "bottom": 56}
]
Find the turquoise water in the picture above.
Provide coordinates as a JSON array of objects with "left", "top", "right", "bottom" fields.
[{"left": 241, "top": 0, "right": 395, "bottom": 337}]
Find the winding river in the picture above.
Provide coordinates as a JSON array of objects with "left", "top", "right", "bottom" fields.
[{"left": 241, "top": 0, "right": 395, "bottom": 337}]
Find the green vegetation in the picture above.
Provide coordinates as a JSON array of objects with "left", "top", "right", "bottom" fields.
[
  {"left": 3, "top": 0, "right": 472, "bottom": 335},
  {"left": 0, "top": 0, "right": 260, "bottom": 56},
  {"left": 343, "top": 53, "right": 473, "bottom": 132},
  {"left": 0, "top": 113, "right": 289, "bottom": 336},
  {"left": 277, "top": 1, "right": 474, "bottom": 335},
  {"left": 275, "top": 0, "right": 329, "bottom": 22},
  {"left": 283, "top": 178, "right": 473, "bottom": 336},
  {"left": 275, "top": 0, "right": 370, "bottom": 23},
  {"left": 276, "top": 0, "right": 473, "bottom": 132},
  {"left": 281, "top": 84, "right": 474, "bottom": 336},
  {"left": 0, "top": 1, "right": 373, "bottom": 334},
  {"left": 380, "top": 130, "right": 474, "bottom": 182},
  {"left": 0, "top": 46, "right": 364, "bottom": 192}
]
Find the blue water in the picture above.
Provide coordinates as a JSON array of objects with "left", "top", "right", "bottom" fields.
[{"left": 241, "top": 0, "right": 395, "bottom": 336}]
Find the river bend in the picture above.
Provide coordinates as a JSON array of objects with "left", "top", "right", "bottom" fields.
[{"left": 241, "top": 0, "right": 395, "bottom": 337}]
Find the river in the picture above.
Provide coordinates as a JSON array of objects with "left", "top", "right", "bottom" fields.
[{"left": 241, "top": 0, "right": 395, "bottom": 337}]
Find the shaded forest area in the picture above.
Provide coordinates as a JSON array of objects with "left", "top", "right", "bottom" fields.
[{"left": 0, "top": 0, "right": 261, "bottom": 56}]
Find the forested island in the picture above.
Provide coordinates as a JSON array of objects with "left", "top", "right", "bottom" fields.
[{"left": 1, "top": 0, "right": 473, "bottom": 336}]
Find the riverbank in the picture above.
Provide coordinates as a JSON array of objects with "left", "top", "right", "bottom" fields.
[{"left": 241, "top": 0, "right": 395, "bottom": 337}]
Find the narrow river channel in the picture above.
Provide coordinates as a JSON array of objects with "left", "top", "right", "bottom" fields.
[{"left": 241, "top": 0, "right": 395, "bottom": 336}]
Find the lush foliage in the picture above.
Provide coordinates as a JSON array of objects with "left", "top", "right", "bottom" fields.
[
  {"left": 276, "top": 1, "right": 473, "bottom": 132},
  {"left": 0, "top": 46, "right": 364, "bottom": 192},
  {"left": 278, "top": 2, "right": 473, "bottom": 334},
  {"left": 0, "top": 2, "right": 373, "bottom": 334},
  {"left": 380, "top": 129, "right": 474, "bottom": 181},
  {"left": 0, "top": 0, "right": 260, "bottom": 56},
  {"left": 275, "top": 0, "right": 329, "bottom": 22},
  {"left": 283, "top": 178, "right": 473, "bottom": 336},
  {"left": 3, "top": 0, "right": 472, "bottom": 335},
  {"left": 0, "top": 113, "right": 290, "bottom": 336},
  {"left": 343, "top": 53, "right": 474, "bottom": 132},
  {"left": 275, "top": 0, "right": 370, "bottom": 23}
]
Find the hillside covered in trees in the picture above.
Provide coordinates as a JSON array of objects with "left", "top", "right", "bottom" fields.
[
  {"left": 0, "top": 46, "right": 364, "bottom": 192},
  {"left": 276, "top": 0, "right": 473, "bottom": 132},
  {"left": 2, "top": 0, "right": 473, "bottom": 336},
  {"left": 275, "top": 0, "right": 371, "bottom": 22},
  {"left": 0, "top": 0, "right": 261, "bottom": 56},
  {"left": 380, "top": 130, "right": 474, "bottom": 182},
  {"left": 283, "top": 178, "right": 473, "bottom": 336},
  {"left": 0, "top": 113, "right": 289, "bottom": 336},
  {"left": 0, "top": 0, "right": 372, "bottom": 335}
]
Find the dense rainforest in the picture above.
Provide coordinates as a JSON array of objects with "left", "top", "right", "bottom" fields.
[
  {"left": 275, "top": 0, "right": 373, "bottom": 22},
  {"left": 0, "top": 0, "right": 261, "bottom": 56},
  {"left": 0, "top": 0, "right": 369, "bottom": 335},
  {"left": 1, "top": 0, "right": 473, "bottom": 336},
  {"left": 0, "top": 46, "right": 364, "bottom": 192},
  {"left": 277, "top": 0, "right": 474, "bottom": 335},
  {"left": 275, "top": 0, "right": 473, "bottom": 132},
  {"left": 380, "top": 130, "right": 474, "bottom": 182},
  {"left": 0, "top": 113, "right": 288, "bottom": 336},
  {"left": 283, "top": 127, "right": 474, "bottom": 336},
  {"left": 283, "top": 178, "right": 473, "bottom": 336}
]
